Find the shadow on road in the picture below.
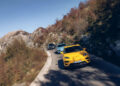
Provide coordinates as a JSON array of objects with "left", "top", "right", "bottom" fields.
[
  {"left": 58, "top": 59, "right": 87, "bottom": 71},
  {"left": 38, "top": 56, "right": 120, "bottom": 86}
]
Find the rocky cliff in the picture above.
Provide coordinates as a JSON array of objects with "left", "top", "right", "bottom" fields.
[{"left": 0, "top": 28, "right": 47, "bottom": 54}]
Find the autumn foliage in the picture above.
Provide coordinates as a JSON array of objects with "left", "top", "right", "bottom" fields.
[
  {"left": 0, "top": 39, "right": 47, "bottom": 86},
  {"left": 47, "top": 0, "right": 120, "bottom": 66}
]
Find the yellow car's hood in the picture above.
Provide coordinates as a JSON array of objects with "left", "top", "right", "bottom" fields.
[{"left": 63, "top": 51, "right": 88, "bottom": 61}]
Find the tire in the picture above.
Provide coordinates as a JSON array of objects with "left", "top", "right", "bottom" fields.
[{"left": 63, "top": 65, "right": 68, "bottom": 69}]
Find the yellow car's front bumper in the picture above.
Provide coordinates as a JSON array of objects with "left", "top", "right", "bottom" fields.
[{"left": 63, "top": 58, "right": 90, "bottom": 67}]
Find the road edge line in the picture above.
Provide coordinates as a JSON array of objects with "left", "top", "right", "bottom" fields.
[{"left": 30, "top": 50, "right": 52, "bottom": 86}]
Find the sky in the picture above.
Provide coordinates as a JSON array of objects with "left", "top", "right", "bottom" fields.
[{"left": 0, "top": 0, "right": 86, "bottom": 38}]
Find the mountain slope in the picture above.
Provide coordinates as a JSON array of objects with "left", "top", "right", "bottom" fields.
[
  {"left": 44, "top": 0, "right": 120, "bottom": 66},
  {"left": 0, "top": 29, "right": 48, "bottom": 86}
]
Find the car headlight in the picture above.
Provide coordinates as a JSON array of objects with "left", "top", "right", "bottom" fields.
[
  {"left": 83, "top": 53, "right": 87, "bottom": 56},
  {"left": 64, "top": 57, "right": 69, "bottom": 59}
]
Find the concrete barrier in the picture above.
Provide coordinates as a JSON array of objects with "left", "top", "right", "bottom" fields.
[{"left": 30, "top": 50, "right": 52, "bottom": 86}]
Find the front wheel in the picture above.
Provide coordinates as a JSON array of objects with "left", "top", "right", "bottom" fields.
[{"left": 63, "top": 65, "right": 69, "bottom": 69}]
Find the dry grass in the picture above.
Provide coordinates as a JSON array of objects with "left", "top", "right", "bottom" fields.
[{"left": 0, "top": 39, "right": 47, "bottom": 86}]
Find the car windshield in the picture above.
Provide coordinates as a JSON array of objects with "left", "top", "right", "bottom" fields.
[
  {"left": 49, "top": 44, "right": 54, "bottom": 46},
  {"left": 57, "top": 44, "right": 66, "bottom": 47},
  {"left": 64, "top": 46, "right": 83, "bottom": 53}
]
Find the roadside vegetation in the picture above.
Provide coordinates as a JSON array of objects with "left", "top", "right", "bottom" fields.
[
  {"left": 46, "top": 0, "right": 120, "bottom": 66},
  {"left": 0, "top": 38, "right": 47, "bottom": 86}
]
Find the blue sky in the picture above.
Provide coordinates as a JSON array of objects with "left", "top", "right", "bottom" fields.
[{"left": 0, "top": 0, "right": 86, "bottom": 38}]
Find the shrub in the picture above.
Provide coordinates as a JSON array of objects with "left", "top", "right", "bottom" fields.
[
  {"left": 47, "top": 0, "right": 120, "bottom": 66},
  {"left": 0, "top": 39, "right": 47, "bottom": 86}
]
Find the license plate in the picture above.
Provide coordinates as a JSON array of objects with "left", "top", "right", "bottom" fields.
[{"left": 74, "top": 60, "right": 82, "bottom": 63}]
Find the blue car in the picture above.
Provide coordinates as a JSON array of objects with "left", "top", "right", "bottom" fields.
[
  {"left": 55, "top": 43, "right": 66, "bottom": 54},
  {"left": 47, "top": 43, "right": 56, "bottom": 50}
]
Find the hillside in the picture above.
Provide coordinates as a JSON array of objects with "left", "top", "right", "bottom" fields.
[
  {"left": 0, "top": 29, "right": 47, "bottom": 86},
  {"left": 0, "top": 28, "right": 47, "bottom": 54},
  {"left": 43, "top": 0, "right": 120, "bottom": 66}
]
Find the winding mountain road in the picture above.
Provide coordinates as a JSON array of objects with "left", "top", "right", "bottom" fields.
[{"left": 32, "top": 50, "right": 120, "bottom": 86}]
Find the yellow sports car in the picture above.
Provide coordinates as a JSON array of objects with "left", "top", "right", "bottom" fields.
[{"left": 61, "top": 44, "right": 90, "bottom": 67}]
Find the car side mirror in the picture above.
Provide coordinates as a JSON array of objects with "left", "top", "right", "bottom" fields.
[
  {"left": 83, "top": 48, "right": 86, "bottom": 51},
  {"left": 61, "top": 52, "right": 64, "bottom": 54}
]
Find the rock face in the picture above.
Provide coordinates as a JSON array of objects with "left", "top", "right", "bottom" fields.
[
  {"left": 0, "top": 28, "right": 48, "bottom": 54},
  {"left": 32, "top": 27, "right": 46, "bottom": 38},
  {"left": 31, "top": 27, "right": 48, "bottom": 47},
  {"left": 0, "top": 30, "right": 31, "bottom": 54},
  {"left": 0, "top": 30, "right": 31, "bottom": 53}
]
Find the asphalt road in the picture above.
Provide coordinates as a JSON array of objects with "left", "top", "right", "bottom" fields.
[{"left": 37, "top": 50, "right": 120, "bottom": 86}]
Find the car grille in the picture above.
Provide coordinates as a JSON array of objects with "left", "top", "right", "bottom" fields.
[{"left": 64, "top": 61, "right": 69, "bottom": 63}]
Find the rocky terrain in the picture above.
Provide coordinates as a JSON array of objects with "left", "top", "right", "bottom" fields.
[
  {"left": 0, "top": 28, "right": 48, "bottom": 86},
  {"left": 0, "top": 30, "right": 32, "bottom": 54},
  {"left": 0, "top": 27, "right": 48, "bottom": 54}
]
